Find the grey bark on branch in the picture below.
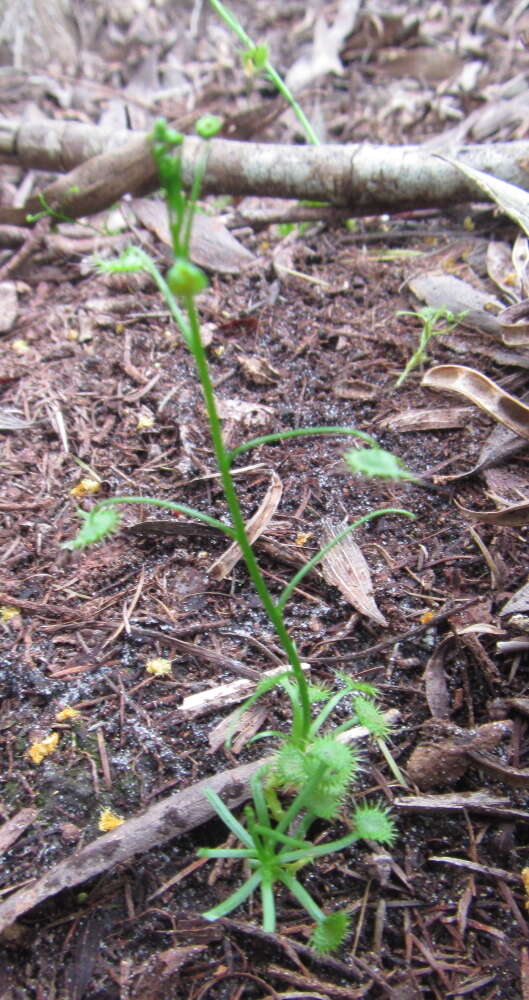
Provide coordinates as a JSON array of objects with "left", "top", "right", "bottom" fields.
[{"left": 2, "top": 117, "right": 529, "bottom": 225}]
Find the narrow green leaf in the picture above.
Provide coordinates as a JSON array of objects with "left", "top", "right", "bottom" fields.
[
  {"left": 202, "top": 870, "right": 262, "bottom": 920},
  {"left": 202, "top": 787, "right": 254, "bottom": 847}
]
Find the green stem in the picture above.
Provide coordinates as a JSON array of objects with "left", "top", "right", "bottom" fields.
[
  {"left": 184, "top": 294, "right": 312, "bottom": 736},
  {"left": 139, "top": 252, "right": 191, "bottom": 343},
  {"left": 208, "top": 0, "right": 319, "bottom": 145},
  {"left": 93, "top": 496, "right": 237, "bottom": 538},
  {"left": 228, "top": 426, "right": 377, "bottom": 464},
  {"left": 277, "top": 508, "right": 414, "bottom": 610}
]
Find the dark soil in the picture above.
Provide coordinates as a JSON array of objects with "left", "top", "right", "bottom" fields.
[{"left": 1, "top": 2, "right": 529, "bottom": 998}]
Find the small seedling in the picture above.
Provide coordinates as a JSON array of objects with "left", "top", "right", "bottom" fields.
[
  {"left": 63, "top": 117, "right": 415, "bottom": 951},
  {"left": 395, "top": 306, "right": 466, "bottom": 387},
  {"left": 199, "top": 767, "right": 394, "bottom": 953}
]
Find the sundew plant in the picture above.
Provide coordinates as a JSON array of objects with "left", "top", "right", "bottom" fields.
[{"left": 63, "top": 117, "right": 414, "bottom": 952}]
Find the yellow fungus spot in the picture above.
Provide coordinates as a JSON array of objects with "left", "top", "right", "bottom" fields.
[
  {"left": 463, "top": 216, "right": 475, "bottom": 232},
  {"left": 66, "top": 328, "right": 79, "bottom": 341},
  {"left": 12, "top": 338, "right": 29, "bottom": 354},
  {"left": 98, "top": 809, "right": 124, "bottom": 832},
  {"left": 55, "top": 706, "right": 81, "bottom": 722},
  {"left": 295, "top": 532, "right": 312, "bottom": 547},
  {"left": 145, "top": 657, "right": 172, "bottom": 677},
  {"left": 136, "top": 411, "right": 155, "bottom": 431},
  {"left": 0, "top": 605, "right": 21, "bottom": 622},
  {"left": 28, "top": 732, "right": 60, "bottom": 765},
  {"left": 420, "top": 610, "right": 436, "bottom": 625},
  {"left": 70, "top": 478, "right": 101, "bottom": 499}
]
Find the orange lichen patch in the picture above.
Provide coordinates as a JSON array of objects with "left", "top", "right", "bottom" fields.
[{"left": 420, "top": 609, "right": 436, "bottom": 625}]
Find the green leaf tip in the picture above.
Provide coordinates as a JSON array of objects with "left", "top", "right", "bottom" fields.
[
  {"left": 310, "top": 910, "right": 350, "bottom": 953},
  {"left": 344, "top": 446, "right": 417, "bottom": 481},
  {"left": 62, "top": 506, "right": 120, "bottom": 550},
  {"left": 354, "top": 803, "right": 395, "bottom": 845},
  {"left": 353, "top": 695, "right": 392, "bottom": 739},
  {"left": 95, "top": 246, "right": 147, "bottom": 274},
  {"left": 242, "top": 43, "right": 269, "bottom": 74}
]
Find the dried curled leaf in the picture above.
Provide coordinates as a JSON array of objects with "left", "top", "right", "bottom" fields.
[
  {"left": 498, "top": 298, "right": 529, "bottom": 346},
  {"left": 455, "top": 498, "right": 529, "bottom": 526},
  {"left": 422, "top": 364, "right": 529, "bottom": 441},
  {"left": 439, "top": 156, "right": 529, "bottom": 237}
]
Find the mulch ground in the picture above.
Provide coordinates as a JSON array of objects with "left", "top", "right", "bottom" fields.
[{"left": 1, "top": 2, "right": 529, "bottom": 997}]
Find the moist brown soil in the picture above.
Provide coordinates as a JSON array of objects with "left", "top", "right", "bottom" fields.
[{"left": 1, "top": 3, "right": 529, "bottom": 998}]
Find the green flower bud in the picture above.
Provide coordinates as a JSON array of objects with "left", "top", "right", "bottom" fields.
[
  {"left": 196, "top": 114, "right": 223, "bottom": 139},
  {"left": 167, "top": 259, "right": 208, "bottom": 297}
]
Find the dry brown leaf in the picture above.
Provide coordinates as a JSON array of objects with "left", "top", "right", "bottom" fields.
[
  {"left": 0, "top": 808, "right": 38, "bottom": 855},
  {"left": 435, "top": 411, "right": 529, "bottom": 483},
  {"left": 456, "top": 497, "right": 529, "bottom": 526},
  {"left": 285, "top": 0, "right": 360, "bottom": 92},
  {"left": 422, "top": 364, "right": 529, "bottom": 440},
  {"left": 487, "top": 240, "right": 522, "bottom": 302},
  {"left": 406, "top": 720, "right": 512, "bottom": 790},
  {"left": 237, "top": 353, "right": 281, "bottom": 385},
  {"left": 131, "top": 945, "right": 208, "bottom": 1000},
  {"left": 498, "top": 298, "right": 529, "bottom": 345},
  {"left": 466, "top": 748, "right": 529, "bottom": 789},
  {"left": 500, "top": 582, "right": 529, "bottom": 617},
  {"left": 208, "top": 471, "right": 283, "bottom": 580},
  {"left": 423, "top": 641, "right": 451, "bottom": 720},
  {"left": 440, "top": 155, "right": 529, "bottom": 237},
  {"left": 512, "top": 232, "right": 529, "bottom": 296},
  {"left": 215, "top": 397, "right": 274, "bottom": 428},
  {"left": 320, "top": 519, "right": 387, "bottom": 626},
  {"left": 131, "top": 198, "right": 254, "bottom": 275},
  {"left": 378, "top": 47, "right": 462, "bottom": 84},
  {"left": 333, "top": 378, "right": 377, "bottom": 401}
]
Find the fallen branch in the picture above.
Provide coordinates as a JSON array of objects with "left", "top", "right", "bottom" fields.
[
  {"left": 0, "top": 757, "right": 267, "bottom": 934},
  {"left": 2, "top": 117, "right": 529, "bottom": 224},
  {"left": 0, "top": 710, "right": 399, "bottom": 933}
]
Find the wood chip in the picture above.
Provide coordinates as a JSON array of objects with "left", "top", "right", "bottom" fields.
[{"left": 0, "top": 808, "right": 38, "bottom": 856}]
